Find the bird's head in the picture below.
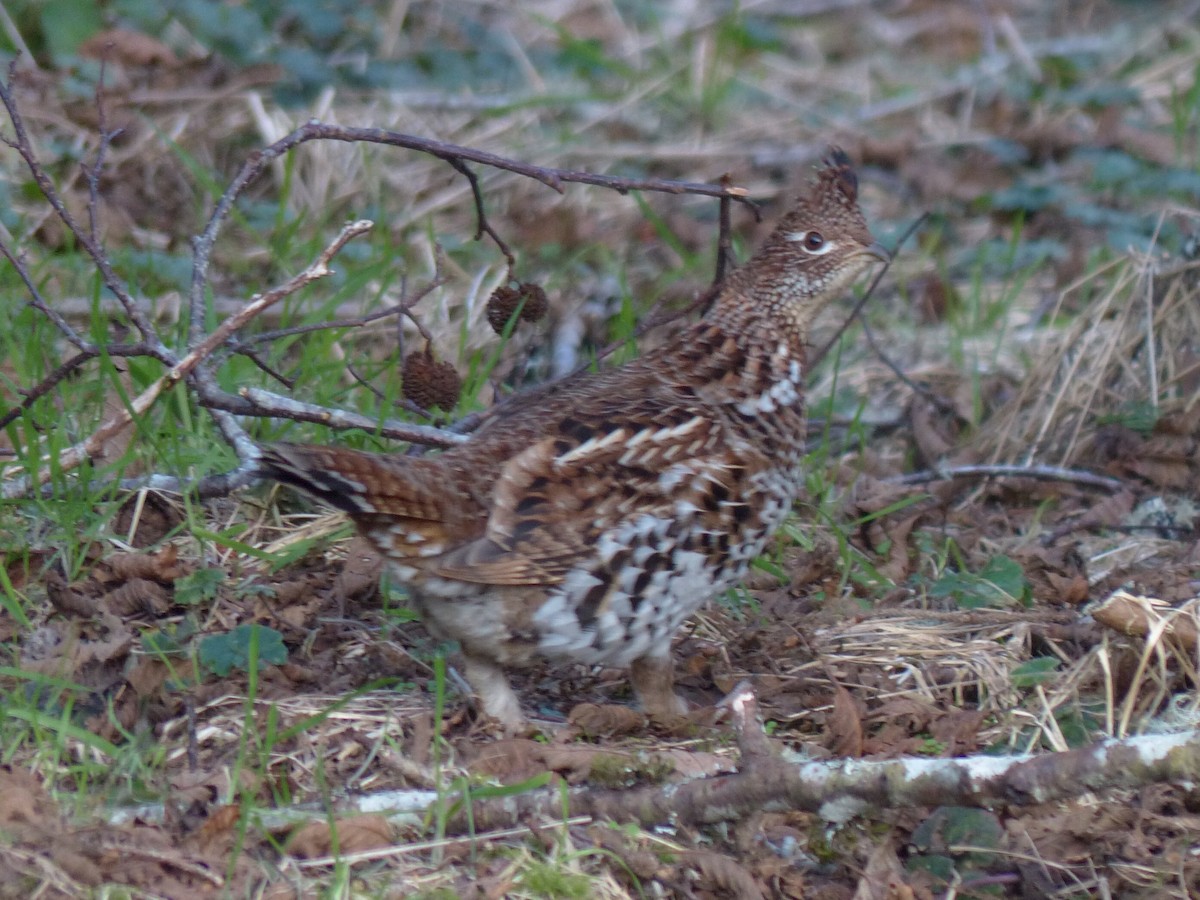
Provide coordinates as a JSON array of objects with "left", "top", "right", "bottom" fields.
[{"left": 716, "top": 148, "right": 888, "bottom": 338}]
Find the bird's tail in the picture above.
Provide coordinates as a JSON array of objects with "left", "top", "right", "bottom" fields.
[{"left": 256, "top": 443, "right": 383, "bottom": 515}]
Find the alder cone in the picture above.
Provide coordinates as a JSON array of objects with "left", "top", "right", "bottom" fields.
[
  {"left": 486, "top": 286, "right": 521, "bottom": 334},
  {"left": 517, "top": 282, "right": 548, "bottom": 323},
  {"left": 401, "top": 349, "right": 461, "bottom": 411},
  {"left": 486, "top": 282, "right": 548, "bottom": 335}
]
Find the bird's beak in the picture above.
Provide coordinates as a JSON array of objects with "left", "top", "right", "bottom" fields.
[{"left": 862, "top": 241, "right": 891, "bottom": 264}]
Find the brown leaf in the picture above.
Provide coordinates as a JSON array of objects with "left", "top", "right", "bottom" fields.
[
  {"left": 45, "top": 570, "right": 99, "bottom": 618},
  {"left": 826, "top": 685, "right": 864, "bottom": 758},
  {"left": 0, "top": 766, "right": 53, "bottom": 839},
  {"left": 567, "top": 702, "right": 646, "bottom": 737},
  {"left": 285, "top": 814, "right": 393, "bottom": 859},
  {"left": 192, "top": 804, "right": 242, "bottom": 856},
  {"left": 125, "top": 657, "right": 173, "bottom": 701},
  {"left": 874, "top": 514, "right": 919, "bottom": 585},
  {"left": 537, "top": 745, "right": 609, "bottom": 784},
  {"left": 79, "top": 29, "right": 179, "bottom": 67},
  {"left": 113, "top": 492, "right": 182, "bottom": 548},
  {"left": 853, "top": 835, "right": 913, "bottom": 900},
  {"left": 909, "top": 395, "right": 957, "bottom": 466},
  {"left": 334, "top": 536, "right": 383, "bottom": 607},
  {"left": 686, "top": 849, "right": 765, "bottom": 900},
  {"left": 928, "top": 709, "right": 986, "bottom": 755},
  {"left": 103, "top": 545, "right": 186, "bottom": 583},
  {"left": 587, "top": 824, "right": 662, "bottom": 880},
  {"left": 648, "top": 748, "right": 738, "bottom": 780},
  {"left": 467, "top": 738, "right": 553, "bottom": 783},
  {"left": 1013, "top": 544, "right": 1090, "bottom": 606},
  {"left": 99, "top": 578, "right": 170, "bottom": 617}
]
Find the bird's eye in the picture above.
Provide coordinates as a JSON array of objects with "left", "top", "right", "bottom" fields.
[{"left": 803, "top": 231, "right": 825, "bottom": 252}]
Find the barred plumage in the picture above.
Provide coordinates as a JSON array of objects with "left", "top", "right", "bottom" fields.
[{"left": 259, "top": 149, "right": 887, "bottom": 727}]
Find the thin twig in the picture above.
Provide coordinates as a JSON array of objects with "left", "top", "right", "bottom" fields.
[
  {"left": 0, "top": 341, "right": 169, "bottom": 431},
  {"left": 713, "top": 173, "right": 736, "bottom": 286},
  {"left": 238, "top": 387, "right": 465, "bottom": 448},
  {"left": 230, "top": 346, "right": 295, "bottom": 390},
  {"left": 233, "top": 245, "right": 446, "bottom": 350},
  {"left": 0, "top": 239, "right": 93, "bottom": 351},
  {"left": 446, "top": 156, "right": 515, "bottom": 274},
  {"left": 82, "top": 58, "right": 123, "bottom": 247},
  {"left": 185, "top": 120, "right": 755, "bottom": 352},
  {"left": 107, "top": 459, "right": 263, "bottom": 500},
  {"left": 888, "top": 463, "right": 1126, "bottom": 492}
]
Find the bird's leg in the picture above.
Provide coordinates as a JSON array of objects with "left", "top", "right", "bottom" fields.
[
  {"left": 460, "top": 651, "right": 525, "bottom": 728},
  {"left": 630, "top": 651, "right": 688, "bottom": 719}
]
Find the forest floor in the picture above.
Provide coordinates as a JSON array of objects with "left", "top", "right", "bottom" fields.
[{"left": 2, "top": 1, "right": 1200, "bottom": 897}]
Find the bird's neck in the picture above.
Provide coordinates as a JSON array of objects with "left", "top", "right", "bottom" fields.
[{"left": 634, "top": 287, "right": 813, "bottom": 417}]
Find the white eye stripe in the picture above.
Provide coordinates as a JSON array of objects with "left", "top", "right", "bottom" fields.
[{"left": 782, "top": 231, "right": 835, "bottom": 255}]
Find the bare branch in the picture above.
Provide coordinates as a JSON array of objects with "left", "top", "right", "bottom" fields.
[
  {"left": 114, "top": 458, "right": 262, "bottom": 499},
  {"left": 454, "top": 728, "right": 1200, "bottom": 833},
  {"left": 237, "top": 387, "right": 465, "bottom": 448},
  {"left": 186, "top": 120, "right": 755, "bottom": 348},
  {"left": 82, "top": 58, "right": 122, "bottom": 247},
  {"left": 0, "top": 237, "right": 93, "bottom": 351},
  {"left": 0, "top": 221, "right": 375, "bottom": 495}
]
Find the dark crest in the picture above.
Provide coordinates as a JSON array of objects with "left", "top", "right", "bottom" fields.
[{"left": 818, "top": 146, "right": 858, "bottom": 204}]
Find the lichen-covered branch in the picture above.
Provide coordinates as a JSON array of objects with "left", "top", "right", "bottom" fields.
[{"left": 455, "top": 729, "right": 1200, "bottom": 832}]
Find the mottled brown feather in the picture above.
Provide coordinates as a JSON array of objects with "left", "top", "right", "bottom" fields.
[{"left": 257, "top": 148, "right": 887, "bottom": 726}]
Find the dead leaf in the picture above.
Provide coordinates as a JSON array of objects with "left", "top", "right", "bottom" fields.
[
  {"left": 649, "top": 748, "right": 737, "bottom": 779},
  {"left": 928, "top": 709, "right": 986, "bottom": 755},
  {"left": 191, "top": 804, "right": 242, "bottom": 856},
  {"left": 79, "top": 29, "right": 179, "bottom": 67},
  {"left": 285, "top": 814, "right": 393, "bottom": 859},
  {"left": 873, "top": 513, "right": 919, "bottom": 584},
  {"left": 103, "top": 545, "right": 186, "bottom": 583},
  {"left": 45, "top": 570, "right": 99, "bottom": 618},
  {"left": 467, "top": 738, "right": 553, "bottom": 783},
  {"left": 335, "top": 536, "right": 383, "bottom": 609},
  {"left": 568, "top": 702, "right": 646, "bottom": 737},
  {"left": 686, "top": 849, "right": 765, "bottom": 900},
  {"left": 826, "top": 685, "right": 865, "bottom": 758},
  {"left": 909, "top": 395, "right": 957, "bottom": 465},
  {"left": 853, "top": 835, "right": 913, "bottom": 900},
  {"left": 99, "top": 578, "right": 170, "bottom": 617}
]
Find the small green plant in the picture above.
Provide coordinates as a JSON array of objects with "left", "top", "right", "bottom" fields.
[
  {"left": 174, "top": 567, "right": 225, "bottom": 606},
  {"left": 198, "top": 624, "right": 288, "bottom": 677},
  {"left": 907, "top": 806, "right": 1004, "bottom": 888},
  {"left": 518, "top": 858, "right": 595, "bottom": 899},
  {"left": 930, "top": 554, "right": 1031, "bottom": 609},
  {"left": 1010, "top": 657, "right": 1060, "bottom": 688}
]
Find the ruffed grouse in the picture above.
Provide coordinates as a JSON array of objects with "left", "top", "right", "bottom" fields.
[{"left": 258, "top": 150, "right": 887, "bottom": 727}]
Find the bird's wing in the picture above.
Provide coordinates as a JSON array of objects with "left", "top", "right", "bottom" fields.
[{"left": 425, "top": 403, "right": 747, "bottom": 586}]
